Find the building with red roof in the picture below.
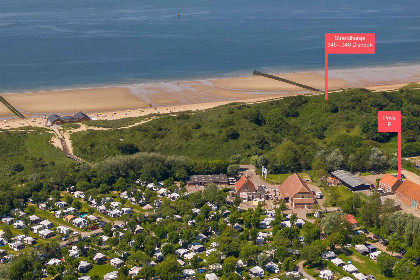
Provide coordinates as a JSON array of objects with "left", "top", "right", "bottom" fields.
[
  {"left": 346, "top": 214, "right": 359, "bottom": 229},
  {"left": 235, "top": 176, "right": 256, "bottom": 194},
  {"left": 395, "top": 180, "right": 420, "bottom": 210},
  {"left": 378, "top": 174, "right": 401, "bottom": 193},
  {"left": 278, "top": 174, "right": 315, "bottom": 209}
]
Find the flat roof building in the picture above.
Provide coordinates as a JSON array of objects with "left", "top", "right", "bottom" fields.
[
  {"left": 331, "top": 170, "right": 372, "bottom": 191},
  {"left": 186, "top": 174, "right": 229, "bottom": 186}
]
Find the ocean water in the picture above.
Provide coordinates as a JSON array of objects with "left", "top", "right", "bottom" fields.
[{"left": 0, "top": 0, "right": 419, "bottom": 92}]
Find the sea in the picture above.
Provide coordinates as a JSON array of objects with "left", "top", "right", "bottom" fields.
[{"left": 0, "top": 0, "right": 419, "bottom": 93}]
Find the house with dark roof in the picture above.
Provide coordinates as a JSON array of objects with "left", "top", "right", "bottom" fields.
[
  {"left": 186, "top": 174, "right": 229, "bottom": 187},
  {"left": 378, "top": 174, "right": 401, "bottom": 193},
  {"left": 395, "top": 180, "right": 420, "bottom": 210},
  {"left": 235, "top": 176, "right": 257, "bottom": 194},
  {"left": 278, "top": 174, "right": 315, "bottom": 208},
  {"left": 331, "top": 170, "right": 372, "bottom": 191},
  {"left": 47, "top": 112, "right": 90, "bottom": 126}
]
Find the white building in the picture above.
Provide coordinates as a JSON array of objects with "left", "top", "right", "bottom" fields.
[
  {"left": 46, "top": 258, "right": 62, "bottom": 266},
  {"left": 205, "top": 273, "right": 219, "bottom": 280},
  {"left": 249, "top": 266, "right": 264, "bottom": 278},
  {"left": 353, "top": 273, "right": 369, "bottom": 280},
  {"left": 343, "top": 264, "right": 358, "bottom": 274},
  {"left": 9, "top": 241, "right": 24, "bottom": 251},
  {"left": 110, "top": 258, "right": 124, "bottom": 268},
  {"left": 72, "top": 218, "right": 88, "bottom": 228},
  {"left": 331, "top": 258, "right": 345, "bottom": 267},
  {"left": 56, "top": 226, "right": 71, "bottom": 235},
  {"left": 103, "top": 271, "right": 118, "bottom": 280},
  {"left": 320, "top": 270, "right": 334, "bottom": 280},
  {"left": 370, "top": 251, "right": 381, "bottom": 260},
  {"left": 39, "top": 229, "right": 54, "bottom": 239}
]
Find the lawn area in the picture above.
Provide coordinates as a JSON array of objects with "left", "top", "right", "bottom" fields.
[
  {"left": 338, "top": 249, "right": 390, "bottom": 280},
  {"left": 86, "top": 264, "right": 116, "bottom": 277},
  {"left": 32, "top": 206, "right": 80, "bottom": 231},
  {"left": 322, "top": 185, "right": 356, "bottom": 206},
  {"left": 265, "top": 172, "right": 310, "bottom": 184}
]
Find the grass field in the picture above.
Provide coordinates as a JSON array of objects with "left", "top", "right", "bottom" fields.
[
  {"left": 86, "top": 263, "right": 116, "bottom": 277},
  {"left": 0, "top": 128, "right": 72, "bottom": 184},
  {"left": 339, "top": 249, "right": 391, "bottom": 280}
]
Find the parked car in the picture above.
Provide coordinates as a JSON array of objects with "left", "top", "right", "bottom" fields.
[{"left": 379, "top": 239, "right": 389, "bottom": 245}]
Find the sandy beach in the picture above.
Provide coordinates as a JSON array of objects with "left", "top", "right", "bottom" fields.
[
  {"left": 0, "top": 71, "right": 347, "bottom": 118},
  {"left": 0, "top": 65, "right": 419, "bottom": 130}
]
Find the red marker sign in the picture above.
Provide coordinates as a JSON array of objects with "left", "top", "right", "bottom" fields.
[
  {"left": 325, "top": 33, "right": 375, "bottom": 100},
  {"left": 378, "top": 111, "right": 402, "bottom": 179}
]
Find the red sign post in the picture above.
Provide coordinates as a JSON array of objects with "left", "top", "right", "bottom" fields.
[
  {"left": 378, "top": 111, "right": 402, "bottom": 179},
  {"left": 325, "top": 33, "right": 375, "bottom": 100}
]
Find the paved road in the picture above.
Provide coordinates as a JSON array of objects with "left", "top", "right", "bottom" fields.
[
  {"left": 240, "top": 164, "right": 277, "bottom": 189},
  {"left": 297, "top": 261, "right": 316, "bottom": 280}
]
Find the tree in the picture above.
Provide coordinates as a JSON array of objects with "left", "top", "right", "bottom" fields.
[
  {"left": 128, "top": 251, "right": 149, "bottom": 266},
  {"left": 72, "top": 200, "right": 82, "bottom": 211},
  {"left": 321, "top": 212, "right": 351, "bottom": 236},
  {"left": 203, "top": 184, "right": 224, "bottom": 206},
  {"left": 2, "top": 225, "right": 13, "bottom": 242},
  {"left": 301, "top": 244, "right": 322, "bottom": 267},
  {"left": 377, "top": 253, "right": 396, "bottom": 277},
  {"left": 250, "top": 155, "right": 268, "bottom": 170},
  {"left": 266, "top": 108, "right": 288, "bottom": 134},
  {"left": 227, "top": 273, "right": 241, "bottom": 280},
  {"left": 138, "top": 266, "right": 155, "bottom": 279},
  {"left": 155, "top": 255, "right": 181, "bottom": 280},
  {"left": 393, "top": 258, "right": 413, "bottom": 280},
  {"left": 103, "top": 223, "right": 112, "bottom": 237},
  {"left": 282, "top": 257, "right": 295, "bottom": 271},
  {"left": 325, "top": 149, "right": 344, "bottom": 171},
  {"left": 230, "top": 154, "right": 242, "bottom": 164},
  {"left": 326, "top": 232, "right": 345, "bottom": 250},
  {"left": 27, "top": 206, "right": 36, "bottom": 215},
  {"left": 302, "top": 223, "right": 321, "bottom": 244},
  {"left": 227, "top": 164, "right": 240, "bottom": 177},
  {"left": 275, "top": 141, "right": 301, "bottom": 172},
  {"left": 366, "top": 147, "right": 389, "bottom": 171},
  {"left": 223, "top": 256, "right": 237, "bottom": 276},
  {"left": 387, "top": 240, "right": 403, "bottom": 256},
  {"left": 382, "top": 198, "right": 396, "bottom": 215},
  {"left": 410, "top": 266, "right": 420, "bottom": 280},
  {"left": 9, "top": 252, "right": 40, "bottom": 280},
  {"left": 257, "top": 253, "right": 271, "bottom": 268},
  {"left": 65, "top": 196, "right": 74, "bottom": 206},
  {"left": 225, "top": 127, "right": 239, "bottom": 140},
  {"left": 182, "top": 251, "right": 197, "bottom": 268}
]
